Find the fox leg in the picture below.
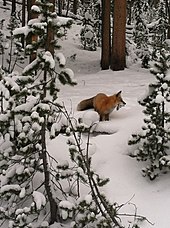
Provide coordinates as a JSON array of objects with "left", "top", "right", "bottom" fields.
[
  {"left": 104, "top": 114, "right": 109, "bottom": 121},
  {"left": 99, "top": 115, "right": 103, "bottom": 121},
  {"left": 99, "top": 114, "right": 106, "bottom": 121},
  {"left": 99, "top": 114, "right": 109, "bottom": 121}
]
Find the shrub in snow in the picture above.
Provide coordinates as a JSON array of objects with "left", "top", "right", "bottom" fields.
[{"left": 129, "top": 48, "right": 170, "bottom": 180}]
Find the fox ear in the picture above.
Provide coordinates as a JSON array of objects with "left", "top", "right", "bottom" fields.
[{"left": 116, "top": 91, "right": 122, "bottom": 97}]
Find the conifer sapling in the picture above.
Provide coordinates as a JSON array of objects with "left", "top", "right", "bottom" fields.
[{"left": 129, "top": 47, "right": 170, "bottom": 180}]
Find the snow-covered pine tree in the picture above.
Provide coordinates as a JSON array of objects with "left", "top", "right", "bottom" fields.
[
  {"left": 132, "top": 0, "right": 150, "bottom": 68},
  {"left": 0, "top": 1, "right": 76, "bottom": 227},
  {"left": 151, "top": 0, "right": 168, "bottom": 58},
  {"left": 80, "top": 1, "right": 98, "bottom": 51},
  {"left": 128, "top": 47, "right": 170, "bottom": 180},
  {"left": 0, "top": 14, "right": 25, "bottom": 73},
  {"left": 92, "top": 0, "right": 101, "bottom": 47}
]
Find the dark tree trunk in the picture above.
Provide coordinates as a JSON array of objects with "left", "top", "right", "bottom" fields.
[
  {"left": 42, "top": 2, "right": 60, "bottom": 222},
  {"left": 27, "top": 0, "right": 31, "bottom": 22},
  {"left": 165, "top": 0, "right": 170, "bottom": 39},
  {"left": 58, "top": 0, "right": 62, "bottom": 16},
  {"left": 46, "top": 0, "right": 55, "bottom": 57},
  {"left": 3, "top": 0, "right": 6, "bottom": 6},
  {"left": 111, "top": 0, "right": 126, "bottom": 71},
  {"left": 29, "top": 0, "right": 38, "bottom": 63},
  {"left": 41, "top": 116, "right": 60, "bottom": 225},
  {"left": 66, "top": 0, "right": 70, "bottom": 16},
  {"left": 101, "top": 0, "right": 111, "bottom": 70},
  {"left": 11, "top": 0, "right": 16, "bottom": 15},
  {"left": 73, "top": 0, "right": 78, "bottom": 15},
  {"left": 21, "top": 0, "right": 26, "bottom": 47}
]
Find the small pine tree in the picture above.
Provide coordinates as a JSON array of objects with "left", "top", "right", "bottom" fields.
[
  {"left": 80, "top": 3, "right": 98, "bottom": 51},
  {"left": 128, "top": 47, "right": 170, "bottom": 180},
  {"left": 92, "top": 0, "right": 101, "bottom": 47},
  {"left": 132, "top": 1, "right": 150, "bottom": 68},
  {"left": 151, "top": 0, "right": 168, "bottom": 56},
  {"left": 0, "top": 15, "right": 26, "bottom": 73}
]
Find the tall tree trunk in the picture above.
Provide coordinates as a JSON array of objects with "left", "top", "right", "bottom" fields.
[
  {"left": 21, "top": 0, "right": 26, "bottom": 47},
  {"left": 111, "top": 0, "right": 126, "bottom": 71},
  {"left": 101, "top": 0, "right": 111, "bottom": 70},
  {"left": 46, "top": 0, "right": 55, "bottom": 57},
  {"left": 3, "top": 0, "right": 6, "bottom": 6},
  {"left": 165, "top": 0, "right": 170, "bottom": 39},
  {"left": 42, "top": 2, "right": 60, "bottom": 222},
  {"left": 11, "top": 0, "right": 16, "bottom": 15},
  {"left": 41, "top": 115, "right": 60, "bottom": 224},
  {"left": 58, "top": 0, "right": 62, "bottom": 16},
  {"left": 27, "top": 0, "right": 31, "bottom": 22},
  {"left": 29, "top": 0, "right": 38, "bottom": 63},
  {"left": 73, "top": 0, "right": 78, "bottom": 15},
  {"left": 66, "top": 0, "right": 70, "bottom": 16}
]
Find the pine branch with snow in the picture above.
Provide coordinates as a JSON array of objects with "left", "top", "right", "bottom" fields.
[{"left": 129, "top": 47, "right": 170, "bottom": 180}]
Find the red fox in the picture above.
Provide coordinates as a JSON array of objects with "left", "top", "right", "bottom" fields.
[{"left": 77, "top": 91, "right": 126, "bottom": 121}]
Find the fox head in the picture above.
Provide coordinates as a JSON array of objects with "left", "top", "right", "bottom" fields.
[{"left": 116, "top": 91, "right": 126, "bottom": 110}]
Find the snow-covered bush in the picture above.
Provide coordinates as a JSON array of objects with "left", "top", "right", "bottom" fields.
[{"left": 129, "top": 47, "right": 170, "bottom": 180}]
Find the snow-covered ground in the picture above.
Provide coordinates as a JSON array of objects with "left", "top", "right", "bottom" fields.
[{"left": 48, "top": 24, "right": 170, "bottom": 228}]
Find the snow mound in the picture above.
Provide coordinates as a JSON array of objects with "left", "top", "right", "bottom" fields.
[
  {"left": 93, "top": 121, "right": 118, "bottom": 135},
  {"left": 76, "top": 110, "right": 118, "bottom": 135}
]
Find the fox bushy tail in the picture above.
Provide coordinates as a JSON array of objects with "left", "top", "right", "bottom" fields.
[{"left": 77, "top": 97, "right": 94, "bottom": 111}]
